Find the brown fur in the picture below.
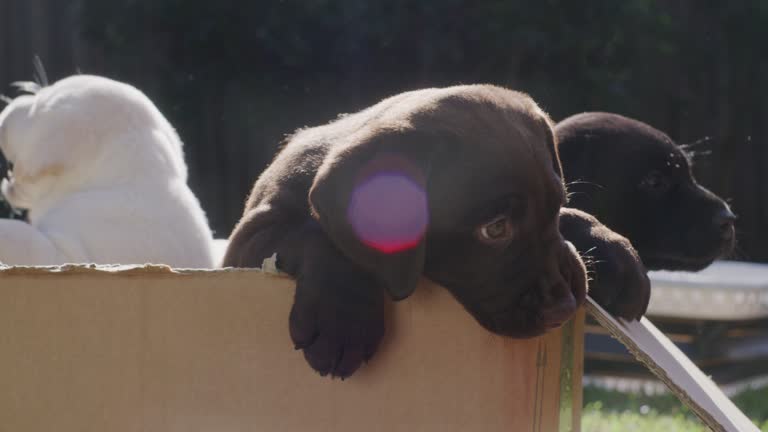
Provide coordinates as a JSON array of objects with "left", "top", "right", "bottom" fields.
[{"left": 224, "top": 85, "right": 644, "bottom": 378}]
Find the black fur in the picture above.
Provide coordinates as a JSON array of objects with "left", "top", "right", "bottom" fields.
[{"left": 557, "top": 112, "right": 736, "bottom": 271}]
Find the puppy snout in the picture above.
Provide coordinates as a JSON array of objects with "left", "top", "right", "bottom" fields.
[
  {"left": 561, "top": 239, "right": 588, "bottom": 305},
  {"left": 713, "top": 207, "right": 736, "bottom": 241},
  {"left": 538, "top": 243, "right": 584, "bottom": 328},
  {"left": 540, "top": 283, "right": 577, "bottom": 329}
]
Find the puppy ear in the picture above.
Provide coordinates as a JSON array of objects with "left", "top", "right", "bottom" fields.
[{"left": 309, "top": 129, "right": 434, "bottom": 301}]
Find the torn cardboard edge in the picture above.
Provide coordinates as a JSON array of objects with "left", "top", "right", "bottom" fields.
[
  {"left": 0, "top": 253, "right": 282, "bottom": 275},
  {"left": 586, "top": 297, "right": 759, "bottom": 432},
  {"left": 0, "top": 264, "right": 758, "bottom": 432}
]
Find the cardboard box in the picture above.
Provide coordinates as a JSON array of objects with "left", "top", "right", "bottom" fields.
[
  {"left": 0, "top": 265, "right": 582, "bottom": 432},
  {"left": 0, "top": 265, "right": 758, "bottom": 431}
]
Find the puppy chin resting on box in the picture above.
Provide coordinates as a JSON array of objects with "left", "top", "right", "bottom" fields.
[
  {"left": 0, "top": 75, "right": 215, "bottom": 268},
  {"left": 225, "top": 85, "right": 650, "bottom": 379}
]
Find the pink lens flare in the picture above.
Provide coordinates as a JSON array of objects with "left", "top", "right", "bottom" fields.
[{"left": 347, "top": 170, "right": 428, "bottom": 254}]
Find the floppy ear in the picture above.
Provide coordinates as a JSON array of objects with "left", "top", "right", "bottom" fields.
[{"left": 308, "top": 128, "right": 434, "bottom": 301}]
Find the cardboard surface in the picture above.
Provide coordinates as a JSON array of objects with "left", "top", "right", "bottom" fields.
[
  {"left": 587, "top": 297, "right": 760, "bottom": 432},
  {"left": 0, "top": 265, "right": 579, "bottom": 432}
]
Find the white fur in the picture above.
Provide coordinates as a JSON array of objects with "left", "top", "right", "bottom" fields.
[{"left": 0, "top": 75, "right": 215, "bottom": 267}]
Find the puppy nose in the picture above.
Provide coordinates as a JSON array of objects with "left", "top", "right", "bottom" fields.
[
  {"left": 540, "top": 287, "right": 577, "bottom": 329},
  {"left": 713, "top": 207, "right": 736, "bottom": 240}
]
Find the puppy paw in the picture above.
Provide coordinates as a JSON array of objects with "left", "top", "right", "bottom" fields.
[
  {"left": 585, "top": 239, "right": 650, "bottom": 320},
  {"left": 289, "top": 273, "right": 385, "bottom": 379},
  {"left": 560, "top": 208, "right": 651, "bottom": 320}
]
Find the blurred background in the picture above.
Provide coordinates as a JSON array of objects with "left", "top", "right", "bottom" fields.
[
  {"left": 1, "top": 0, "right": 767, "bottom": 259},
  {"left": 2, "top": 1, "right": 768, "bottom": 429}
]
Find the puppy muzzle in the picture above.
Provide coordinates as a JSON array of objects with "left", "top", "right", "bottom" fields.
[
  {"left": 538, "top": 240, "right": 587, "bottom": 329},
  {"left": 475, "top": 238, "right": 588, "bottom": 338}
]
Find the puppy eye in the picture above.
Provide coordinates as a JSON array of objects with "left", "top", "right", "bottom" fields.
[
  {"left": 478, "top": 216, "right": 515, "bottom": 243},
  {"left": 639, "top": 171, "right": 670, "bottom": 194}
]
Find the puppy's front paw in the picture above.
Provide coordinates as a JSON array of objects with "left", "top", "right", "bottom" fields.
[
  {"left": 560, "top": 208, "right": 650, "bottom": 320},
  {"left": 585, "top": 237, "right": 650, "bottom": 320},
  {"left": 289, "top": 274, "right": 385, "bottom": 379}
]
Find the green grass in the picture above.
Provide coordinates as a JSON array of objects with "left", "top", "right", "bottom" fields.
[
  {"left": 582, "top": 385, "right": 768, "bottom": 431},
  {"left": 583, "top": 406, "right": 710, "bottom": 432}
]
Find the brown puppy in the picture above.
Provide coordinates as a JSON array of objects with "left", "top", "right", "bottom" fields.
[{"left": 225, "top": 85, "right": 592, "bottom": 379}]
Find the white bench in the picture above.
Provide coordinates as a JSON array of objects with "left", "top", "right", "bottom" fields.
[{"left": 649, "top": 260, "right": 768, "bottom": 320}]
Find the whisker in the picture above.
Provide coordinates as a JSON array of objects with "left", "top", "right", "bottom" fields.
[
  {"left": 32, "top": 55, "right": 49, "bottom": 87},
  {"left": 680, "top": 136, "right": 716, "bottom": 165},
  {"left": 565, "top": 180, "right": 605, "bottom": 189},
  {"left": 679, "top": 136, "right": 713, "bottom": 150},
  {"left": 684, "top": 149, "right": 712, "bottom": 160},
  {"left": 0, "top": 94, "right": 11, "bottom": 105},
  {"left": 11, "top": 81, "right": 41, "bottom": 94}
]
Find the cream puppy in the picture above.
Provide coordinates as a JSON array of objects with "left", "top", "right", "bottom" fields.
[{"left": 0, "top": 75, "right": 215, "bottom": 267}]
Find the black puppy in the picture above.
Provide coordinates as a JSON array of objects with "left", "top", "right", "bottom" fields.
[
  {"left": 555, "top": 112, "right": 736, "bottom": 271},
  {"left": 557, "top": 112, "right": 736, "bottom": 270},
  {"left": 556, "top": 112, "right": 735, "bottom": 310},
  {"left": 224, "top": 87, "right": 646, "bottom": 378}
]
